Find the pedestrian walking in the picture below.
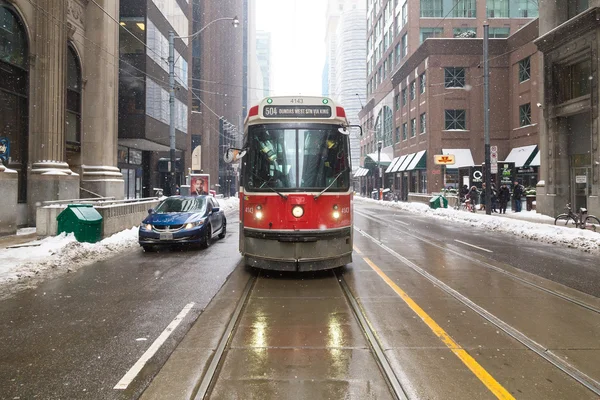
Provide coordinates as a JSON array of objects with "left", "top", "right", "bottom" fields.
[
  {"left": 498, "top": 184, "right": 510, "bottom": 214},
  {"left": 466, "top": 186, "right": 479, "bottom": 212},
  {"left": 513, "top": 181, "right": 525, "bottom": 212},
  {"left": 491, "top": 184, "right": 498, "bottom": 213}
]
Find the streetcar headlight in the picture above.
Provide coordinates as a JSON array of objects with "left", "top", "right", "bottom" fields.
[
  {"left": 333, "top": 204, "right": 339, "bottom": 210},
  {"left": 332, "top": 211, "right": 340, "bottom": 219},
  {"left": 255, "top": 211, "right": 263, "bottom": 219},
  {"left": 256, "top": 205, "right": 262, "bottom": 210},
  {"left": 292, "top": 205, "right": 304, "bottom": 218}
]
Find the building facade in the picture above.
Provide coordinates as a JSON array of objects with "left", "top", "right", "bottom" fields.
[
  {"left": 358, "top": 0, "right": 540, "bottom": 198},
  {"left": 1, "top": 0, "right": 123, "bottom": 226},
  {"left": 190, "top": 0, "right": 244, "bottom": 196},
  {"left": 118, "top": 0, "right": 190, "bottom": 198},
  {"left": 326, "top": 0, "right": 366, "bottom": 176},
  {"left": 535, "top": 0, "right": 600, "bottom": 216},
  {"left": 255, "top": 30, "right": 271, "bottom": 98}
]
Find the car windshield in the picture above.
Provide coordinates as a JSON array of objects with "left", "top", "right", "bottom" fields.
[
  {"left": 154, "top": 197, "right": 206, "bottom": 213},
  {"left": 245, "top": 125, "right": 350, "bottom": 191}
]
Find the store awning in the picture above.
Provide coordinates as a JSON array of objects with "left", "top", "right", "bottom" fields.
[
  {"left": 391, "top": 154, "right": 408, "bottom": 172},
  {"left": 385, "top": 157, "right": 401, "bottom": 173},
  {"left": 528, "top": 150, "right": 540, "bottom": 167},
  {"left": 365, "top": 152, "right": 392, "bottom": 165},
  {"left": 406, "top": 150, "right": 427, "bottom": 171},
  {"left": 396, "top": 153, "right": 415, "bottom": 172},
  {"left": 442, "top": 148, "right": 474, "bottom": 169},
  {"left": 503, "top": 145, "right": 538, "bottom": 168},
  {"left": 354, "top": 167, "right": 370, "bottom": 177}
]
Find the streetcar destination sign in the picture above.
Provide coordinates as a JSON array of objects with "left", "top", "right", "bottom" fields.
[{"left": 263, "top": 105, "right": 332, "bottom": 118}]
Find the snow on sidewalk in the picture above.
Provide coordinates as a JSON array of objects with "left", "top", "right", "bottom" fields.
[
  {"left": 0, "top": 197, "right": 240, "bottom": 299},
  {"left": 355, "top": 196, "right": 600, "bottom": 254}
]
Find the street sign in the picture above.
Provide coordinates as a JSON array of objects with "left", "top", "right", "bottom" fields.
[
  {"left": 490, "top": 145, "right": 498, "bottom": 164},
  {"left": 434, "top": 154, "right": 455, "bottom": 165},
  {"left": 491, "top": 163, "right": 498, "bottom": 174}
]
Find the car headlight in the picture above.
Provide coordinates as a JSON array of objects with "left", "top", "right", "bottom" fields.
[
  {"left": 185, "top": 220, "right": 204, "bottom": 229},
  {"left": 144, "top": 224, "right": 152, "bottom": 230},
  {"left": 292, "top": 205, "right": 304, "bottom": 218}
]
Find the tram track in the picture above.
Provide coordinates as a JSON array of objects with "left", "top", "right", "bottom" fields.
[
  {"left": 188, "top": 267, "right": 410, "bottom": 400},
  {"left": 355, "top": 209, "right": 600, "bottom": 315},
  {"left": 354, "top": 210, "right": 600, "bottom": 397}
]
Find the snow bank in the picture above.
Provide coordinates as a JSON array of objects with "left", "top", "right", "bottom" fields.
[{"left": 355, "top": 197, "right": 600, "bottom": 253}]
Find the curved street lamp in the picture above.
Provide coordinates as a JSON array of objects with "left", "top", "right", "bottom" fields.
[{"left": 167, "top": 16, "right": 239, "bottom": 195}]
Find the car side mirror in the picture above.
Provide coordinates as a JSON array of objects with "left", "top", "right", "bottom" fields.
[
  {"left": 212, "top": 207, "right": 220, "bottom": 213},
  {"left": 148, "top": 208, "right": 155, "bottom": 214}
]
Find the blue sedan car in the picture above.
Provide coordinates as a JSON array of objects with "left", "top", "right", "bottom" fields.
[{"left": 139, "top": 195, "right": 226, "bottom": 251}]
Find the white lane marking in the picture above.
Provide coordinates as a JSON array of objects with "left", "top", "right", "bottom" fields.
[
  {"left": 454, "top": 239, "right": 493, "bottom": 253},
  {"left": 114, "top": 302, "right": 195, "bottom": 390},
  {"left": 393, "top": 219, "right": 410, "bottom": 226}
]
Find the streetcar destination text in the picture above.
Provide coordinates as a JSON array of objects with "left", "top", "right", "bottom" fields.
[{"left": 263, "top": 105, "right": 332, "bottom": 118}]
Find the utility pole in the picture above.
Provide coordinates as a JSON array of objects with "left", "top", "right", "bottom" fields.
[
  {"left": 483, "top": 24, "right": 491, "bottom": 215},
  {"left": 168, "top": 31, "right": 176, "bottom": 196}
]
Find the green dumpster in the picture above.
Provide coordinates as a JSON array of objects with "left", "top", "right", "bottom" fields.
[
  {"left": 57, "top": 204, "right": 103, "bottom": 243},
  {"left": 429, "top": 195, "right": 448, "bottom": 209}
]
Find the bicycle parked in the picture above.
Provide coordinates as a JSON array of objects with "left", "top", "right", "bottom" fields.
[{"left": 554, "top": 203, "right": 600, "bottom": 232}]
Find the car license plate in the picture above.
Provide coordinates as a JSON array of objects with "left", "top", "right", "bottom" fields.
[{"left": 159, "top": 232, "right": 173, "bottom": 240}]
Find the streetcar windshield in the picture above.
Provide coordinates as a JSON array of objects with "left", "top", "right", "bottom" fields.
[{"left": 245, "top": 125, "right": 350, "bottom": 191}]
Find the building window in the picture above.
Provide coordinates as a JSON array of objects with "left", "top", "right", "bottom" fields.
[
  {"left": 420, "top": 0, "right": 443, "bottom": 17},
  {"left": 419, "top": 73, "right": 426, "bottom": 93},
  {"left": 420, "top": 172, "right": 427, "bottom": 194},
  {"left": 383, "top": 61, "right": 387, "bottom": 79},
  {"left": 517, "top": 0, "right": 538, "bottom": 17},
  {"left": 395, "top": 126, "right": 400, "bottom": 143},
  {"left": 410, "top": 81, "right": 416, "bottom": 100},
  {"left": 518, "top": 56, "right": 531, "bottom": 82},
  {"left": 487, "top": 0, "right": 508, "bottom": 18},
  {"left": 402, "top": 122, "right": 408, "bottom": 140},
  {"left": 519, "top": 103, "right": 531, "bottom": 127},
  {"left": 453, "top": 27, "right": 477, "bottom": 37},
  {"left": 410, "top": 118, "right": 416, "bottom": 137},
  {"left": 388, "top": 53, "right": 393, "bottom": 71},
  {"left": 568, "top": 0, "right": 589, "bottom": 19},
  {"left": 444, "top": 67, "right": 465, "bottom": 88},
  {"left": 401, "top": 33, "right": 408, "bottom": 57},
  {"left": 383, "top": 106, "right": 393, "bottom": 147},
  {"left": 402, "top": 2, "right": 408, "bottom": 25},
  {"left": 395, "top": 94, "right": 400, "bottom": 110},
  {"left": 66, "top": 44, "right": 81, "bottom": 151},
  {"left": 489, "top": 27, "right": 510, "bottom": 38},
  {"left": 560, "top": 59, "right": 591, "bottom": 101},
  {"left": 0, "top": 4, "right": 29, "bottom": 203},
  {"left": 420, "top": 113, "right": 426, "bottom": 134},
  {"left": 395, "top": 43, "right": 401, "bottom": 64},
  {"left": 401, "top": 88, "right": 407, "bottom": 106},
  {"left": 445, "top": 110, "right": 466, "bottom": 130},
  {"left": 452, "top": 0, "right": 476, "bottom": 17},
  {"left": 420, "top": 28, "right": 443, "bottom": 43}
]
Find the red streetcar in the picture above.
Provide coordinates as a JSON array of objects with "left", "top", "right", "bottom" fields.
[{"left": 225, "top": 96, "right": 356, "bottom": 271}]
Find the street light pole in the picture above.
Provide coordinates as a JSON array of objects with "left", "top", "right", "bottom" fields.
[
  {"left": 377, "top": 141, "right": 382, "bottom": 200},
  {"left": 167, "top": 16, "right": 239, "bottom": 195},
  {"left": 483, "top": 24, "right": 491, "bottom": 215}
]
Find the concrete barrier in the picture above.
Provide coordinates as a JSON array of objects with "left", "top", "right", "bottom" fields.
[
  {"left": 36, "top": 198, "right": 160, "bottom": 239},
  {"left": 0, "top": 165, "right": 19, "bottom": 236}
]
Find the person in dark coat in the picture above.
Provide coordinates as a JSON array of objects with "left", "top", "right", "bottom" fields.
[
  {"left": 498, "top": 184, "right": 510, "bottom": 214},
  {"left": 466, "top": 186, "right": 479, "bottom": 212},
  {"left": 512, "top": 181, "right": 525, "bottom": 212},
  {"left": 491, "top": 184, "right": 498, "bottom": 213}
]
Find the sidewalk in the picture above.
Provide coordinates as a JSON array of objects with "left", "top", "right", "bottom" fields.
[{"left": 0, "top": 228, "right": 38, "bottom": 250}]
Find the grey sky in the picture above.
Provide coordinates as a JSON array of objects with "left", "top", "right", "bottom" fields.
[{"left": 256, "top": 0, "right": 327, "bottom": 96}]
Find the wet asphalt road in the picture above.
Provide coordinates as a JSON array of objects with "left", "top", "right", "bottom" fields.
[
  {"left": 0, "top": 213, "right": 241, "bottom": 400},
  {"left": 2, "top": 202, "right": 600, "bottom": 399}
]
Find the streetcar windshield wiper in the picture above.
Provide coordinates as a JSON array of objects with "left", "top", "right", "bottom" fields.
[
  {"left": 250, "top": 171, "right": 288, "bottom": 199},
  {"left": 314, "top": 168, "right": 347, "bottom": 200}
]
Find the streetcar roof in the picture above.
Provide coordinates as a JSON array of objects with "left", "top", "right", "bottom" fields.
[{"left": 244, "top": 96, "right": 349, "bottom": 127}]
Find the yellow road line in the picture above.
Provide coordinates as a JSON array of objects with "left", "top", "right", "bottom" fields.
[{"left": 355, "top": 246, "right": 515, "bottom": 400}]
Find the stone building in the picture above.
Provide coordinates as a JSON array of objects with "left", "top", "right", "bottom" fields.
[
  {"left": 535, "top": 0, "right": 600, "bottom": 216},
  {"left": 0, "top": 0, "right": 123, "bottom": 228}
]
